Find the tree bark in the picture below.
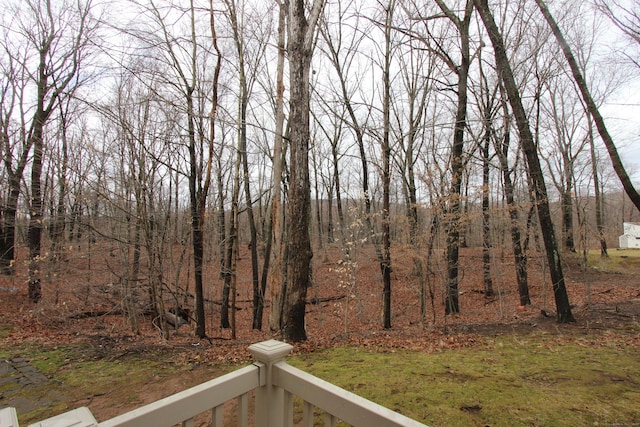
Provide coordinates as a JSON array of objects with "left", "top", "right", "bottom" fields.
[
  {"left": 188, "top": 0, "right": 222, "bottom": 338},
  {"left": 481, "top": 114, "right": 494, "bottom": 297},
  {"left": 268, "top": 0, "right": 288, "bottom": 333},
  {"left": 2, "top": 0, "right": 93, "bottom": 280},
  {"left": 22, "top": 0, "right": 94, "bottom": 300},
  {"left": 381, "top": 0, "right": 394, "bottom": 329},
  {"left": 282, "top": 0, "right": 324, "bottom": 342},
  {"left": 27, "top": 120, "right": 45, "bottom": 303}
]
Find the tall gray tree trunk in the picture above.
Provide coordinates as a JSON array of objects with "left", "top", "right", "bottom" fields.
[
  {"left": 282, "top": 0, "right": 324, "bottom": 342},
  {"left": 268, "top": 0, "right": 288, "bottom": 333},
  {"left": 381, "top": 0, "right": 394, "bottom": 329},
  {"left": 27, "top": 119, "right": 45, "bottom": 303},
  {"left": 476, "top": 0, "right": 574, "bottom": 322}
]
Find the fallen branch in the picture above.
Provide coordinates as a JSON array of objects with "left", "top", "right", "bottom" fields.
[
  {"left": 307, "top": 295, "right": 346, "bottom": 305},
  {"left": 68, "top": 309, "right": 124, "bottom": 319}
]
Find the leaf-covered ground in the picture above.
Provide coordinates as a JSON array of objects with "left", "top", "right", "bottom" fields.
[{"left": 1, "top": 244, "right": 639, "bottom": 424}]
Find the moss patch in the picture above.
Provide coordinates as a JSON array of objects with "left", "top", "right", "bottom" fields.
[
  {"left": 0, "top": 325, "right": 11, "bottom": 339},
  {"left": 290, "top": 333, "right": 640, "bottom": 426},
  {"left": 587, "top": 248, "right": 640, "bottom": 273}
]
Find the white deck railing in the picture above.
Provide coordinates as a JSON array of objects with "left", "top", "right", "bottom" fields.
[{"left": 6, "top": 339, "right": 428, "bottom": 427}]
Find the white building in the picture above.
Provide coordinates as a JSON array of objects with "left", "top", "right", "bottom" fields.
[{"left": 619, "top": 222, "right": 640, "bottom": 248}]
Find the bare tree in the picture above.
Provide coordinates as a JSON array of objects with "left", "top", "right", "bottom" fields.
[
  {"left": 0, "top": 0, "right": 98, "bottom": 300},
  {"left": 473, "top": 50, "right": 497, "bottom": 297},
  {"left": 311, "top": 94, "right": 346, "bottom": 246},
  {"left": 0, "top": 51, "right": 30, "bottom": 276},
  {"left": 392, "top": 24, "right": 434, "bottom": 246},
  {"left": 495, "top": 83, "right": 531, "bottom": 306},
  {"left": 587, "top": 112, "right": 608, "bottom": 256},
  {"left": 318, "top": 1, "right": 380, "bottom": 260},
  {"left": 129, "top": 0, "right": 222, "bottom": 338},
  {"left": 536, "top": 0, "right": 640, "bottom": 213},
  {"left": 223, "top": 0, "right": 270, "bottom": 330},
  {"left": 475, "top": 0, "right": 575, "bottom": 323},
  {"left": 434, "top": 0, "right": 475, "bottom": 315},
  {"left": 380, "top": 0, "right": 395, "bottom": 329},
  {"left": 266, "top": 0, "right": 288, "bottom": 333},
  {"left": 541, "top": 80, "right": 590, "bottom": 253}
]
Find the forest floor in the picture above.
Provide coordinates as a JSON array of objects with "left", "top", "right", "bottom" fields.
[{"left": 1, "top": 243, "right": 639, "bottom": 423}]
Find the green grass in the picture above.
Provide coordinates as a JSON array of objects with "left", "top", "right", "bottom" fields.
[
  {"left": 586, "top": 248, "right": 640, "bottom": 273},
  {"left": 290, "top": 333, "right": 640, "bottom": 427},
  {"left": 0, "top": 324, "right": 13, "bottom": 339}
]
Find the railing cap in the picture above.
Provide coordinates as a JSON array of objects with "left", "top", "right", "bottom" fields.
[{"left": 248, "top": 340, "right": 293, "bottom": 364}]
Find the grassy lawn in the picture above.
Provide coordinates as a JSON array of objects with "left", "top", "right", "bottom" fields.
[
  {"left": 290, "top": 333, "right": 640, "bottom": 427},
  {"left": 586, "top": 248, "right": 640, "bottom": 273}
]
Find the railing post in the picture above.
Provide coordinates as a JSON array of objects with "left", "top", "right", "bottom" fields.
[{"left": 248, "top": 340, "right": 293, "bottom": 427}]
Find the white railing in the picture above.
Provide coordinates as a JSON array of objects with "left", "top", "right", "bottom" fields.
[{"left": 6, "top": 340, "right": 428, "bottom": 427}]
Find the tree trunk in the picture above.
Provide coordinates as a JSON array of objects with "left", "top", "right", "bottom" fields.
[
  {"left": 224, "top": 0, "right": 262, "bottom": 331},
  {"left": 477, "top": 47, "right": 495, "bottom": 298},
  {"left": 268, "top": 0, "right": 287, "bottom": 333},
  {"left": 562, "top": 188, "right": 575, "bottom": 252},
  {"left": 49, "top": 104, "right": 70, "bottom": 267},
  {"left": 2, "top": 151, "right": 32, "bottom": 276},
  {"left": 331, "top": 137, "right": 346, "bottom": 246},
  {"left": 588, "top": 113, "right": 608, "bottom": 257},
  {"left": 481, "top": 119, "right": 494, "bottom": 297},
  {"left": 476, "top": 0, "right": 574, "bottom": 322},
  {"left": 220, "top": 217, "right": 234, "bottom": 329},
  {"left": 2, "top": 0, "right": 92, "bottom": 280},
  {"left": 322, "top": 12, "right": 382, "bottom": 263},
  {"left": 326, "top": 184, "right": 334, "bottom": 244},
  {"left": 282, "top": 0, "right": 324, "bottom": 342},
  {"left": 189, "top": 0, "right": 222, "bottom": 338},
  {"left": 437, "top": 0, "right": 474, "bottom": 315},
  {"left": 496, "top": 89, "right": 530, "bottom": 306},
  {"left": 381, "top": 0, "right": 394, "bottom": 329},
  {"left": 313, "top": 150, "right": 324, "bottom": 249},
  {"left": 0, "top": 184, "right": 21, "bottom": 276},
  {"left": 27, "top": 124, "right": 45, "bottom": 303},
  {"left": 223, "top": 118, "right": 243, "bottom": 331}
]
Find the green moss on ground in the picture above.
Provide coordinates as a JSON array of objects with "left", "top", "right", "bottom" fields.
[
  {"left": 290, "top": 333, "right": 640, "bottom": 427},
  {"left": 587, "top": 248, "right": 640, "bottom": 273},
  {"left": 0, "top": 325, "right": 11, "bottom": 339}
]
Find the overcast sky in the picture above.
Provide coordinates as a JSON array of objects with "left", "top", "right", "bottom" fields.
[{"left": 601, "top": 77, "right": 640, "bottom": 184}]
